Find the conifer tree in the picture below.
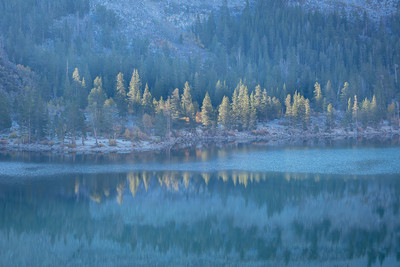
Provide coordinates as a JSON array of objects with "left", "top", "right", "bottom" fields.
[
  {"left": 164, "top": 97, "right": 172, "bottom": 138},
  {"left": 231, "top": 86, "right": 240, "bottom": 128},
  {"left": 340, "top": 82, "right": 351, "bottom": 110},
  {"left": 218, "top": 96, "right": 231, "bottom": 129},
  {"left": 142, "top": 83, "right": 153, "bottom": 115},
  {"left": 154, "top": 97, "right": 167, "bottom": 137},
  {"left": 88, "top": 76, "right": 107, "bottom": 146},
  {"left": 352, "top": 95, "right": 359, "bottom": 127},
  {"left": 343, "top": 97, "right": 352, "bottom": 128},
  {"left": 103, "top": 98, "right": 119, "bottom": 139},
  {"left": 370, "top": 95, "right": 378, "bottom": 125},
  {"left": 253, "top": 85, "right": 263, "bottom": 119},
  {"left": 115, "top": 72, "right": 128, "bottom": 118},
  {"left": 303, "top": 98, "right": 311, "bottom": 130},
  {"left": 324, "top": 80, "right": 335, "bottom": 106},
  {"left": 285, "top": 94, "right": 292, "bottom": 122},
  {"left": 128, "top": 69, "right": 142, "bottom": 114},
  {"left": 170, "top": 88, "right": 181, "bottom": 121},
  {"left": 326, "top": 103, "right": 334, "bottom": 130},
  {"left": 65, "top": 70, "right": 85, "bottom": 145},
  {"left": 181, "top": 81, "right": 195, "bottom": 124},
  {"left": 313, "top": 82, "right": 323, "bottom": 112},
  {"left": 292, "top": 92, "right": 301, "bottom": 124},
  {"left": 18, "top": 86, "right": 47, "bottom": 142},
  {"left": 261, "top": 89, "right": 268, "bottom": 120},
  {"left": 360, "top": 97, "right": 370, "bottom": 127},
  {"left": 215, "top": 80, "right": 228, "bottom": 103},
  {"left": 201, "top": 92, "right": 214, "bottom": 128},
  {"left": 249, "top": 92, "right": 257, "bottom": 129},
  {"left": 238, "top": 83, "right": 250, "bottom": 129}
]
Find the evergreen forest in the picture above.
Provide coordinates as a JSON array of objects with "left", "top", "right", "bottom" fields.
[{"left": 0, "top": 0, "right": 399, "bottom": 143}]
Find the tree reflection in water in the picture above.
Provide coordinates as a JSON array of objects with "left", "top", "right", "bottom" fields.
[{"left": 0, "top": 170, "right": 399, "bottom": 266}]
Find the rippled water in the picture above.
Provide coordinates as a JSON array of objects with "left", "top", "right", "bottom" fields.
[{"left": 0, "top": 142, "right": 399, "bottom": 266}]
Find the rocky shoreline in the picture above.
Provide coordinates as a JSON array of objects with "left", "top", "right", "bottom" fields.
[{"left": 0, "top": 120, "right": 399, "bottom": 155}]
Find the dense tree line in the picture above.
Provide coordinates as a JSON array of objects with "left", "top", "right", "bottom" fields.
[
  {"left": 0, "top": 0, "right": 399, "bottom": 105},
  {"left": 2, "top": 65, "right": 398, "bottom": 145},
  {"left": 194, "top": 0, "right": 400, "bottom": 106},
  {"left": 0, "top": 0, "right": 400, "bottom": 143}
]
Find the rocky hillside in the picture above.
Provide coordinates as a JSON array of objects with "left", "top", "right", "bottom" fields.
[
  {"left": 90, "top": 0, "right": 250, "bottom": 38},
  {"left": 89, "top": 0, "right": 254, "bottom": 55},
  {"left": 290, "top": 0, "right": 399, "bottom": 21},
  {"left": 89, "top": 0, "right": 399, "bottom": 55}
]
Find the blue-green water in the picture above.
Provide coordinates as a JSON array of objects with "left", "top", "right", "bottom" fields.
[{"left": 0, "top": 142, "right": 400, "bottom": 266}]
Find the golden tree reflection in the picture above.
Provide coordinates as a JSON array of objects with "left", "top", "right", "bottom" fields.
[
  {"left": 83, "top": 170, "right": 329, "bottom": 205},
  {"left": 183, "top": 172, "right": 191, "bottom": 188},
  {"left": 74, "top": 178, "right": 80, "bottom": 195},
  {"left": 90, "top": 192, "right": 102, "bottom": 203},
  {"left": 202, "top": 173, "right": 211, "bottom": 185},
  {"left": 128, "top": 173, "right": 140, "bottom": 199},
  {"left": 116, "top": 179, "right": 126, "bottom": 204}
]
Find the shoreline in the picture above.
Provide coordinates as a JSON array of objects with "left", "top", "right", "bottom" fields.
[{"left": 1, "top": 120, "right": 399, "bottom": 155}]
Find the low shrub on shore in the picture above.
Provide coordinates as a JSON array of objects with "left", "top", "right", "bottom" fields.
[
  {"left": 9, "top": 132, "right": 18, "bottom": 139},
  {"left": 109, "top": 139, "right": 117, "bottom": 146}
]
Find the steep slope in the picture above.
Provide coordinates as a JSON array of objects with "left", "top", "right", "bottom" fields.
[{"left": 290, "top": 0, "right": 400, "bottom": 21}]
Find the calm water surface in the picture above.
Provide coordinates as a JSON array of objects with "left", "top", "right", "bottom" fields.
[{"left": 0, "top": 141, "right": 400, "bottom": 266}]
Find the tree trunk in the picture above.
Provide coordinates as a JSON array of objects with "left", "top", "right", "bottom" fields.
[
  {"left": 166, "top": 115, "right": 171, "bottom": 140},
  {"left": 93, "top": 127, "right": 98, "bottom": 146},
  {"left": 397, "top": 101, "right": 400, "bottom": 129},
  {"left": 28, "top": 116, "right": 31, "bottom": 144}
]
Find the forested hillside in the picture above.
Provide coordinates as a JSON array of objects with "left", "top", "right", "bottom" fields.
[{"left": 0, "top": 0, "right": 399, "bottom": 144}]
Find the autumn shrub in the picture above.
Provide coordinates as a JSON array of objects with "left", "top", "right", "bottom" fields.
[
  {"left": 9, "top": 131, "right": 18, "bottom": 139},
  {"left": 109, "top": 139, "right": 117, "bottom": 146}
]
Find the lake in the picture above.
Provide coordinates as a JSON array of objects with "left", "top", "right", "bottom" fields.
[{"left": 0, "top": 140, "right": 400, "bottom": 266}]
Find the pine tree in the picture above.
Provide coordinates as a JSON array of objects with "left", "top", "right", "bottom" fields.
[
  {"left": 284, "top": 94, "right": 292, "bottom": 123},
  {"left": 370, "top": 95, "right": 378, "bottom": 125},
  {"left": 360, "top": 97, "right": 370, "bottom": 127},
  {"left": 142, "top": 83, "right": 153, "bottom": 115},
  {"left": 103, "top": 98, "right": 119, "bottom": 139},
  {"left": 303, "top": 98, "right": 311, "bottom": 130},
  {"left": 291, "top": 92, "right": 300, "bottom": 124},
  {"left": 238, "top": 82, "right": 250, "bottom": 130},
  {"left": 231, "top": 86, "right": 240, "bottom": 128},
  {"left": 218, "top": 96, "right": 231, "bottom": 129},
  {"left": 201, "top": 92, "right": 214, "bottom": 129},
  {"left": 181, "top": 81, "right": 195, "bottom": 124},
  {"left": 115, "top": 72, "right": 128, "bottom": 118},
  {"left": 271, "top": 97, "right": 282, "bottom": 119},
  {"left": 72, "top": 68, "right": 87, "bottom": 109},
  {"left": 249, "top": 92, "right": 257, "bottom": 129},
  {"left": 261, "top": 89, "right": 269, "bottom": 120},
  {"left": 164, "top": 97, "right": 172, "bottom": 139},
  {"left": 170, "top": 88, "right": 181, "bottom": 121},
  {"left": 154, "top": 97, "right": 168, "bottom": 138},
  {"left": 215, "top": 80, "right": 228, "bottom": 103},
  {"left": 18, "top": 87, "right": 47, "bottom": 143},
  {"left": 127, "top": 69, "right": 142, "bottom": 114},
  {"left": 65, "top": 68, "right": 86, "bottom": 145},
  {"left": 313, "top": 82, "right": 323, "bottom": 112},
  {"left": 253, "top": 85, "right": 263, "bottom": 119},
  {"left": 352, "top": 95, "right": 359, "bottom": 127},
  {"left": 340, "top": 82, "right": 351, "bottom": 110},
  {"left": 343, "top": 97, "right": 352, "bottom": 128},
  {"left": 324, "top": 80, "right": 335, "bottom": 106},
  {"left": 88, "top": 76, "right": 107, "bottom": 146},
  {"left": 142, "top": 113, "right": 153, "bottom": 134},
  {"left": 326, "top": 103, "right": 334, "bottom": 130}
]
